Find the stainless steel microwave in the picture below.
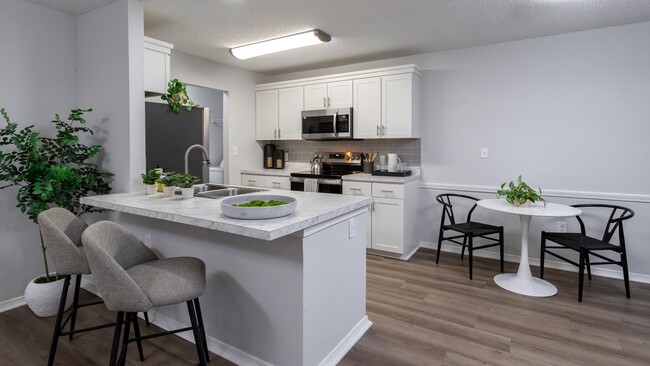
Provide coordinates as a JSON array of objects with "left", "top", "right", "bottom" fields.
[{"left": 301, "top": 107, "right": 353, "bottom": 140}]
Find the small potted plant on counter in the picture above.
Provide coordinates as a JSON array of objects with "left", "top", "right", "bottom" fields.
[
  {"left": 176, "top": 173, "right": 201, "bottom": 199},
  {"left": 156, "top": 173, "right": 178, "bottom": 197},
  {"left": 141, "top": 169, "right": 162, "bottom": 195},
  {"left": 496, "top": 175, "right": 546, "bottom": 207}
]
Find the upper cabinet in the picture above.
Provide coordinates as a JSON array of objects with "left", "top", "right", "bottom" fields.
[
  {"left": 255, "top": 64, "right": 421, "bottom": 140},
  {"left": 144, "top": 37, "right": 173, "bottom": 96},
  {"left": 303, "top": 80, "right": 352, "bottom": 110}
]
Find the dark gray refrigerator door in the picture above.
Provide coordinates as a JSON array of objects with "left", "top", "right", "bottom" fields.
[{"left": 145, "top": 102, "right": 209, "bottom": 182}]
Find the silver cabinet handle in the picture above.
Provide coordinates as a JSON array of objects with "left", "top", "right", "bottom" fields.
[
  {"left": 376, "top": 125, "right": 380, "bottom": 136},
  {"left": 381, "top": 125, "right": 386, "bottom": 136},
  {"left": 327, "top": 97, "right": 331, "bottom": 107},
  {"left": 380, "top": 189, "right": 394, "bottom": 193},
  {"left": 350, "top": 188, "right": 361, "bottom": 191},
  {"left": 274, "top": 129, "right": 277, "bottom": 139},
  {"left": 372, "top": 202, "right": 375, "bottom": 212},
  {"left": 278, "top": 129, "right": 281, "bottom": 138},
  {"left": 333, "top": 112, "right": 338, "bottom": 135},
  {"left": 323, "top": 97, "right": 326, "bottom": 108}
]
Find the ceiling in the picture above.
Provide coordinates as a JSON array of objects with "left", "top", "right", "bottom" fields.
[{"left": 26, "top": 0, "right": 650, "bottom": 75}]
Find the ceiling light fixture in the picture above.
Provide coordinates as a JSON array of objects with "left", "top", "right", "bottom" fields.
[{"left": 229, "top": 29, "right": 331, "bottom": 60}]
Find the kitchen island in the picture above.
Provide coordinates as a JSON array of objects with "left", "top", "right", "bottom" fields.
[{"left": 81, "top": 190, "right": 373, "bottom": 366}]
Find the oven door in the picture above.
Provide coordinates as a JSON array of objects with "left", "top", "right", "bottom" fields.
[
  {"left": 290, "top": 177, "right": 342, "bottom": 194},
  {"left": 301, "top": 108, "right": 352, "bottom": 140}
]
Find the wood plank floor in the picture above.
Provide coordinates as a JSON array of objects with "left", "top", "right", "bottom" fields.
[{"left": 1, "top": 248, "right": 649, "bottom": 365}]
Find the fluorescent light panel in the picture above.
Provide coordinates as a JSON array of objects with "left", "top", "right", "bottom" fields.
[{"left": 230, "top": 29, "right": 331, "bottom": 60}]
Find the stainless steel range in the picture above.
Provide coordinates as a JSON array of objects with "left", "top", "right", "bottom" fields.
[{"left": 290, "top": 152, "right": 364, "bottom": 194}]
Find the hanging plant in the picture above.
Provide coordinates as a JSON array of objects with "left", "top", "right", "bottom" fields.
[{"left": 161, "top": 79, "right": 200, "bottom": 114}]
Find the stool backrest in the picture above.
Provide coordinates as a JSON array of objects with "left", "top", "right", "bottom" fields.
[
  {"left": 436, "top": 194, "right": 479, "bottom": 225},
  {"left": 573, "top": 204, "right": 634, "bottom": 245},
  {"left": 37, "top": 207, "right": 90, "bottom": 276},
  {"left": 82, "top": 221, "right": 158, "bottom": 312}
]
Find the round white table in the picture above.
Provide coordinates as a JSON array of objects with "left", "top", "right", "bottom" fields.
[{"left": 477, "top": 199, "right": 582, "bottom": 297}]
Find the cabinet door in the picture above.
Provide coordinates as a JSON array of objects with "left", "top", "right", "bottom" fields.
[
  {"left": 353, "top": 77, "right": 382, "bottom": 139},
  {"left": 265, "top": 176, "right": 290, "bottom": 190},
  {"left": 371, "top": 197, "right": 404, "bottom": 254},
  {"left": 382, "top": 74, "right": 413, "bottom": 138},
  {"left": 303, "top": 83, "right": 327, "bottom": 110},
  {"left": 241, "top": 174, "right": 264, "bottom": 187},
  {"left": 255, "top": 90, "right": 279, "bottom": 140},
  {"left": 342, "top": 182, "right": 373, "bottom": 248},
  {"left": 144, "top": 48, "right": 169, "bottom": 94},
  {"left": 278, "top": 86, "right": 303, "bottom": 140},
  {"left": 327, "top": 80, "right": 353, "bottom": 109}
]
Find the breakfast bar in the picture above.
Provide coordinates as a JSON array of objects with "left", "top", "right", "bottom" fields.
[{"left": 81, "top": 190, "right": 373, "bottom": 366}]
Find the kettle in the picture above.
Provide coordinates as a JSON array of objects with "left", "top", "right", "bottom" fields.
[{"left": 310, "top": 155, "right": 323, "bottom": 174}]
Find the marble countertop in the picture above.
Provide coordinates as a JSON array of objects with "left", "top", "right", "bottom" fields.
[
  {"left": 342, "top": 168, "right": 421, "bottom": 183},
  {"left": 80, "top": 190, "right": 372, "bottom": 241}
]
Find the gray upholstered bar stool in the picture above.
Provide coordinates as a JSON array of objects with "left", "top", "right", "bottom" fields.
[
  {"left": 38, "top": 208, "right": 145, "bottom": 366},
  {"left": 82, "top": 220, "right": 210, "bottom": 366}
]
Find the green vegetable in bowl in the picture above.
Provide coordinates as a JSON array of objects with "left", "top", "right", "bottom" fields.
[{"left": 233, "top": 199, "right": 288, "bottom": 207}]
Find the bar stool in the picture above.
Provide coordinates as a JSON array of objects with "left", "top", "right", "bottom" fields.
[
  {"left": 37, "top": 208, "right": 146, "bottom": 366},
  {"left": 82, "top": 220, "right": 210, "bottom": 366}
]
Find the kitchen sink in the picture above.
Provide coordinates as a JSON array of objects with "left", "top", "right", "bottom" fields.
[{"left": 192, "top": 184, "right": 268, "bottom": 199}]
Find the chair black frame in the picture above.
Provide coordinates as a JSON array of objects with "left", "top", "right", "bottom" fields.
[
  {"left": 540, "top": 204, "right": 634, "bottom": 302},
  {"left": 436, "top": 194, "right": 504, "bottom": 279}
]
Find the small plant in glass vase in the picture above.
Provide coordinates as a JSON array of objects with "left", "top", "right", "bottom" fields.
[
  {"left": 156, "top": 173, "right": 178, "bottom": 197},
  {"left": 176, "top": 173, "right": 200, "bottom": 199},
  {"left": 141, "top": 169, "right": 162, "bottom": 195},
  {"left": 496, "top": 175, "right": 546, "bottom": 207}
]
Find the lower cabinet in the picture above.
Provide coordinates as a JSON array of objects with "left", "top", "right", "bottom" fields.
[
  {"left": 241, "top": 173, "right": 290, "bottom": 190},
  {"left": 343, "top": 179, "right": 419, "bottom": 259}
]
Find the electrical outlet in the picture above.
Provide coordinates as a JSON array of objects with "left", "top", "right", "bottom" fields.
[
  {"left": 557, "top": 222, "right": 567, "bottom": 233},
  {"left": 349, "top": 218, "right": 356, "bottom": 239},
  {"left": 144, "top": 234, "right": 152, "bottom": 248},
  {"left": 233, "top": 146, "right": 239, "bottom": 156},
  {"left": 480, "top": 148, "right": 489, "bottom": 159}
]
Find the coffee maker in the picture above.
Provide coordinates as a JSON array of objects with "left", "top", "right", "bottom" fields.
[{"left": 263, "top": 144, "right": 275, "bottom": 169}]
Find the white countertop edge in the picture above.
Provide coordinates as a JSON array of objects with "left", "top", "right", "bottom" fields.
[
  {"left": 81, "top": 194, "right": 373, "bottom": 241},
  {"left": 342, "top": 170, "right": 421, "bottom": 183}
]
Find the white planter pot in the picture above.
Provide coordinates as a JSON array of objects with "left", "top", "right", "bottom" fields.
[
  {"left": 181, "top": 187, "right": 194, "bottom": 199},
  {"left": 513, "top": 200, "right": 531, "bottom": 208},
  {"left": 144, "top": 184, "right": 158, "bottom": 195},
  {"left": 24, "top": 274, "right": 73, "bottom": 317},
  {"left": 162, "top": 186, "right": 176, "bottom": 197}
]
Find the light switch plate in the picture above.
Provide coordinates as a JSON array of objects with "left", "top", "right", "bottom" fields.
[
  {"left": 481, "top": 148, "right": 489, "bottom": 159},
  {"left": 233, "top": 146, "right": 239, "bottom": 156},
  {"left": 349, "top": 218, "right": 356, "bottom": 239}
]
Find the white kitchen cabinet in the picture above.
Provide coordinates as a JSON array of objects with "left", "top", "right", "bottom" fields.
[
  {"left": 303, "top": 80, "right": 353, "bottom": 110},
  {"left": 381, "top": 73, "right": 421, "bottom": 138},
  {"left": 241, "top": 173, "right": 290, "bottom": 190},
  {"left": 342, "top": 179, "right": 419, "bottom": 259},
  {"left": 353, "top": 77, "right": 382, "bottom": 139},
  {"left": 256, "top": 87, "right": 302, "bottom": 140},
  {"left": 144, "top": 37, "right": 173, "bottom": 95},
  {"left": 241, "top": 174, "right": 264, "bottom": 188}
]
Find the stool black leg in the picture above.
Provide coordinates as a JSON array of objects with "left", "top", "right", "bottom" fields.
[
  {"left": 435, "top": 229, "right": 444, "bottom": 264},
  {"left": 117, "top": 312, "right": 133, "bottom": 366},
  {"left": 68, "top": 274, "right": 82, "bottom": 340},
  {"left": 578, "top": 249, "right": 586, "bottom": 302},
  {"left": 194, "top": 298, "right": 210, "bottom": 362},
  {"left": 187, "top": 301, "right": 208, "bottom": 366},
  {"left": 131, "top": 313, "right": 145, "bottom": 361},
  {"left": 143, "top": 311, "right": 150, "bottom": 326},
  {"left": 109, "top": 312, "right": 124, "bottom": 366},
  {"left": 468, "top": 236, "right": 474, "bottom": 280},
  {"left": 47, "top": 275, "right": 71, "bottom": 366}
]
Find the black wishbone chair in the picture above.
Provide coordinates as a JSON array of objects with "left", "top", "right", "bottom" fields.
[
  {"left": 541, "top": 204, "right": 634, "bottom": 302},
  {"left": 436, "top": 194, "right": 504, "bottom": 279}
]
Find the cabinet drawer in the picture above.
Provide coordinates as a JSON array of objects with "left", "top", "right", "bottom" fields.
[
  {"left": 265, "top": 176, "right": 290, "bottom": 190},
  {"left": 372, "top": 183, "right": 404, "bottom": 199},
  {"left": 342, "top": 182, "right": 372, "bottom": 196},
  {"left": 241, "top": 174, "right": 264, "bottom": 187}
]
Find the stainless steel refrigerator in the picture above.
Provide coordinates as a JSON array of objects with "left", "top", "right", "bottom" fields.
[{"left": 145, "top": 102, "right": 210, "bottom": 182}]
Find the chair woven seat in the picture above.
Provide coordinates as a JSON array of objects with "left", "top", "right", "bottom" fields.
[
  {"left": 443, "top": 221, "right": 502, "bottom": 236},
  {"left": 543, "top": 232, "right": 622, "bottom": 252}
]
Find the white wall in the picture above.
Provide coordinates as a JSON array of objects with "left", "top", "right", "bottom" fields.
[
  {"left": 77, "top": 0, "right": 144, "bottom": 193},
  {"left": 170, "top": 52, "right": 269, "bottom": 185},
  {"left": 0, "top": 0, "right": 78, "bottom": 305},
  {"left": 269, "top": 21, "right": 650, "bottom": 280},
  {"left": 185, "top": 85, "right": 224, "bottom": 166}
]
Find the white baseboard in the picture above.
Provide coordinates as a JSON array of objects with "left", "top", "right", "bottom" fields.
[
  {"left": 319, "top": 316, "right": 372, "bottom": 366},
  {"left": 420, "top": 241, "right": 650, "bottom": 284},
  {"left": 368, "top": 244, "right": 420, "bottom": 261},
  {"left": 0, "top": 295, "right": 26, "bottom": 314}
]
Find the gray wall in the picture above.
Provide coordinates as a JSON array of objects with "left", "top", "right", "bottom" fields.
[
  {"left": 269, "top": 21, "right": 650, "bottom": 281},
  {"left": 185, "top": 85, "right": 224, "bottom": 166},
  {"left": 0, "top": 0, "right": 78, "bottom": 304}
]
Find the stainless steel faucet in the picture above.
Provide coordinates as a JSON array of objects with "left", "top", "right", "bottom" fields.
[{"left": 184, "top": 144, "right": 210, "bottom": 174}]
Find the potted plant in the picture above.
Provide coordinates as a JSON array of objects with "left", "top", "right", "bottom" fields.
[
  {"left": 176, "top": 173, "right": 200, "bottom": 199},
  {"left": 156, "top": 173, "right": 178, "bottom": 197},
  {"left": 496, "top": 175, "right": 546, "bottom": 207},
  {"left": 161, "top": 79, "right": 199, "bottom": 115},
  {"left": 141, "top": 169, "right": 162, "bottom": 195},
  {"left": 0, "top": 108, "right": 113, "bottom": 316}
]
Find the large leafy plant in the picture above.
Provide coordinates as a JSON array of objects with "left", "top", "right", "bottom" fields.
[
  {"left": 496, "top": 175, "right": 546, "bottom": 206},
  {"left": 161, "top": 79, "right": 199, "bottom": 114},
  {"left": 0, "top": 108, "right": 113, "bottom": 282}
]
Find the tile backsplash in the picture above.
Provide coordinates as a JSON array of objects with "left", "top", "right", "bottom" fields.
[{"left": 270, "top": 139, "right": 420, "bottom": 166}]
